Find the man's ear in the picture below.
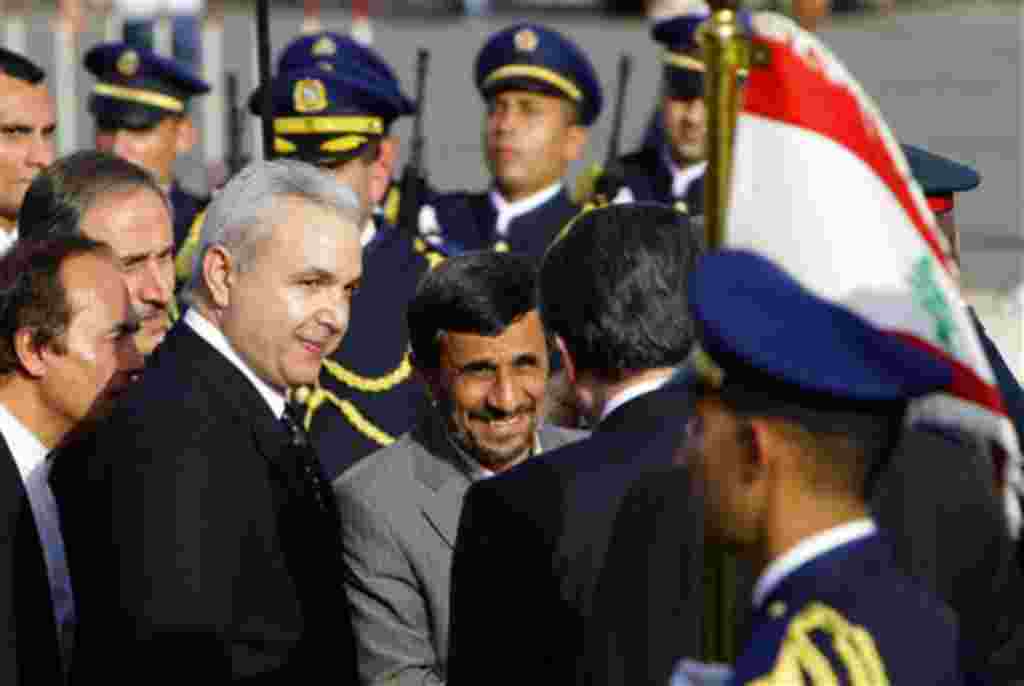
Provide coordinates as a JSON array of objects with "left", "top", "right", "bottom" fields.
[
  {"left": 367, "top": 137, "right": 399, "bottom": 208},
  {"left": 745, "top": 417, "right": 780, "bottom": 485},
  {"left": 175, "top": 115, "right": 198, "bottom": 155},
  {"left": 555, "top": 336, "right": 577, "bottom": 387},
  {"left": 202, "top": 245, "right": 234, "bottom": 309},
  {"left": 14, "top": 328, "right": 49, "bottom": 379},
  {"left": 563, "top": 125, "right": 588, "bottom": 164}
]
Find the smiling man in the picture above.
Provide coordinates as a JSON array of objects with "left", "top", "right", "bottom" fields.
[
  {"left": 333, "top": 250, "right": 582, "bottom": 686},
  {"left": 0, "top": 48, "right": 56, "bottom": 254},
  {"left": 66, "top": 159, "right": 364, "bottom": 684},
  {"left": 18, "top": 151, "right": 176, "bottom": 357},
  {"left": 423, "top": 24, "right": 601, "bottom": 259}
]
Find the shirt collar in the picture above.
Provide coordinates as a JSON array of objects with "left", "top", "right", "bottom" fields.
[
  {"left": 598, "top": 375, "right": 671, "bottom": 425},
  {"left": 360, "top": 217, "right": 377, "bottom": 248},
  {"left": 489, "top": 182, "right": 563, "bottom": 237},
  {"left": 0, "top": 224, "right": 18, "bottom": 256},
  {"left": 662, "top": 147, "right": 707, "bottom": 200},
  {"left": 0, "top": 400, "right": 49, "bottom": 481},
  {"left": 184, "top": 308, "right": 287, "bottom": 419},
  {"left": 752, "top": 518, "right": 877, "bottom": 608}
]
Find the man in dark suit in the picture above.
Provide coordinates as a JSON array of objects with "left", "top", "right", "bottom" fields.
[
  {"left": 448, "top": 203, "right": 704, "bottom": 686},
  {"left": 67, "top": 159, "right": 364, "bottom": 684},
  {"left": 0, "top": 236, "right": 141, "bottom": 684}
]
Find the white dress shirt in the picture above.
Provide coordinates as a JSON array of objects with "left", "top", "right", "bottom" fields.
[
  {"left": 0, "top": 401, "right": 75, "bottom": 656},
  {"left": 489, "top": 182, "right": 563, "bottom": 237},
  {"left": 662, "top": 149, "right": 707, "bottom": 202},
  {"left": 183, "top": 308, "right": 286, "bottom": 420},
  {"left": 0, "top": 225, "right": 18, "bottom": 256},
  {"left": 751, "top": 517, "right": 877, "bottom": 608}
]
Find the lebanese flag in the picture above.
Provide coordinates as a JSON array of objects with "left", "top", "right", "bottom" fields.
[{"left": 726, "top": 12, "right": 1023, "bottom": 535}]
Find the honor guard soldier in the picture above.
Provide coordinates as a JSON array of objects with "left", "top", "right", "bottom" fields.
[
  {"left": 84, "top": 42, "right": 210, "bottom": 253},
  {"left": 681, "top": 249, "right": 970, "bottom": 685},
  {"left": 272, "top": 30, "right": 414, "bottom": 231},
  {"left": 247, "top": 36, "right": 444, "bottom": 479},
  {"left": 423, "top": 23, "right": 602, "bottom": 259},
  {"left": 589, "top": 10, "right": 712, "bottom": 215}
]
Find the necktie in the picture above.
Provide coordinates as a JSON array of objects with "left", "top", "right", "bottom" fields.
[{"left": 281, "top": 401, "right": 333, "bottom": 516}]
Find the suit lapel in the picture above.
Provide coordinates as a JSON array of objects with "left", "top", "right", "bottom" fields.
[
  {"left": 410, "top": 414, "right": 475, "bottom": 549},
  {"left": 158, "top": 323, "right": 294, "bottom": 484}
]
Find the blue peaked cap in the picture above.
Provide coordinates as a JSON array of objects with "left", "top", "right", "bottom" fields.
[
  {"left": 85, "top": 42, "right": 210, "bottom": 129},
  {"left": 902, "top": 144, "right": 980, "bottom": 197},
  {"left": 275, "top": 31, "right": 414, "bottom": 118},
  {"left": 689, "top": 250, "right": 952, "bottom": 403},
  {"left": 474, "top": 23, "right": 602, "bottom": 126}
]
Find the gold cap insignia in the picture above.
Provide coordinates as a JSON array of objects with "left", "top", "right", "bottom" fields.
[
  {"left": 513, "top": 28, "right": 539, "bottom": 53},
  {"left": 117, "top": 50, "right": 140, "bottom": 77},
  {"left": 312, "top": 36, "right": 337, "bottom": 58},
  {"left": 294, "top": 79, "right": 328, "bottom": 114}
]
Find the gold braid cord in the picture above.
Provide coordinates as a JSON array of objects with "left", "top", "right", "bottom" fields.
[{"left": 302, "top": 385, "right": 397, "bottom": 446}]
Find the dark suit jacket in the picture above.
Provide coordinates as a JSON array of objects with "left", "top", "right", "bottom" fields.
[
  {"left": 65, "top": 322, "right": 358, "bottom": 684},
  {"left": 872, "top": 428, "right": 1024, "bottom": 681},
  {"left": 0, "top": 434, "right": 63, "bottom": 685},
  {"left": 448, "top": 384, "right": 701, "bottom": 686}
]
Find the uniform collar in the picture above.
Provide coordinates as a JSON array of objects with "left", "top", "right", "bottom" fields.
[
  {"left": 489, "top": 182, "right": 563, "bottom": 236},
  {"left": 662, "top": 146, "right": 707, "bottom": 200},
  {"left": 752, "top": 518, "right": 877, "bottom": 608}
]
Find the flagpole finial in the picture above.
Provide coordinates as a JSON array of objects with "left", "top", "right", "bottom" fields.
[{"left": 700, "top": 0, "right": 747, "bottom": 251}]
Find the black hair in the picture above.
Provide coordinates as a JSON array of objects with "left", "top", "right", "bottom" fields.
[
  {"left": 0, "top": 47, "right": 45, "bottom": 85},
  {"left": 18, "top": 151, "right": 168, "bottom": 242},
  {"left": 539, "top": 203, "right": 703, "bottom": 377},
  {"left": 0, "top": 236, "right": 112, "bottom": 376},
  {"left": 408, "top": 251, "right": 540, "bottom": 369}
]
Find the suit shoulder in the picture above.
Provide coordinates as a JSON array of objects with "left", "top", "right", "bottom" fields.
[{"left": 334, "top": 431, "right": 418, "bottom": 495}]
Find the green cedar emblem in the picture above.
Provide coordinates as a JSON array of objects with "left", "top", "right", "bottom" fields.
[{"left": 909, "top": 255, "right": 958, "bottom": 355}]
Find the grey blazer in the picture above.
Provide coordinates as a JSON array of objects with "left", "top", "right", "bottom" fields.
[{"left": 333, "top": 412, "right": 584, "bottom": 686}]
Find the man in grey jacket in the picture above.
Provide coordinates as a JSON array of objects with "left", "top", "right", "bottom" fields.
[{"left": 333, "top": 251, "right": 583, "bottom": 685}]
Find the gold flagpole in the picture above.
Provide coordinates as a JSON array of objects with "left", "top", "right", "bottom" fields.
[
  {"left": 701, "top": 0, "right": 748, "bottom": 250},
  {"left": 699, "top": 0, "right": 748, "bottom": 664}
]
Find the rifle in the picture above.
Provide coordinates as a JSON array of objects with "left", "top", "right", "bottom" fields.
[
  {"left": 593, "top": 53, "right": 633, "bottom": 204},
  {"left": 225, "top": 72, "right": 249, "bottom": 176},
  {"left": 256, "top": 0, "right": 274, "bottom": 160},
  {"left": 396, "top": 48, "right": 430, "bottom": 238}
]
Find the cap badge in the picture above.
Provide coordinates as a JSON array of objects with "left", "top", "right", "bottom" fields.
[
  {"left": 514, "top": 28, "right": 539, "bottom": 53},
  {"left": 294, "top": 79, "right": 328, "bottom": 113},
  {"left": 312, "top": 36, "right": 338, "bottom": 58},
  {"left": 117, "top": 50, "right": 140, "bottom": 77}
]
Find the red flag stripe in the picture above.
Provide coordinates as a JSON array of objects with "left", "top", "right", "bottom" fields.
[{"left": 742, "top": 34, "right": 952, "bottom": 273}]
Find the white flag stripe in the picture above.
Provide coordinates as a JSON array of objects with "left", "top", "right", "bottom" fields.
[{"left": 729, "top": 114, "right": 995, "bottom": 388}]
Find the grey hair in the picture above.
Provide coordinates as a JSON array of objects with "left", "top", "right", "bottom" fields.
[{"left": 184, "top": 158, "right": 361, "bottom": 303}]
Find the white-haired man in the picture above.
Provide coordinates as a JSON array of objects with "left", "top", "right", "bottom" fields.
[{"left": 67, "top": 159, "right": 363, "bottom": 684}]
